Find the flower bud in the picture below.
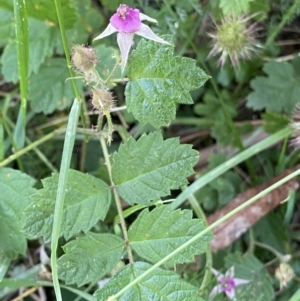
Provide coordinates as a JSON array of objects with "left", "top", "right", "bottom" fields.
[
  {"left": 275, "top": 263, "right": 294, "bottom": 289},
  {"left": 91, "top": 88, "right": 115, "bottom": 114},
  {"left": 71, "top": 44, "right": 98, "bottom": 73}
]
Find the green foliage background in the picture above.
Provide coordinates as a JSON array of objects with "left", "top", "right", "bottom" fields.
[{"left": 1, "top": 0, "right": 300, "bottom": 300}]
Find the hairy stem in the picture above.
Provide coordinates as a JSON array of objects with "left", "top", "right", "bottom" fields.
[{"left": 99, "top": 136, "right": 134, "bottom": 264}]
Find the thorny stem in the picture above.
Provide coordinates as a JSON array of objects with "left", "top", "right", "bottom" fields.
[{"left": 99, "top": 135, "right": 134, "bottom": 264}]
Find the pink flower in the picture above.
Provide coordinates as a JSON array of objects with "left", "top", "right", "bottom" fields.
[
  {"left": 94, "top": 4, "right": 171, "bottom": 72},
  {"left": 210, "top": 267, "right": 249, "bottom": 299}
]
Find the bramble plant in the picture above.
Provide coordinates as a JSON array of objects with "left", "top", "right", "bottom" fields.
[{"left": 1, "top": 1, "right": 300, "bottom": 301}]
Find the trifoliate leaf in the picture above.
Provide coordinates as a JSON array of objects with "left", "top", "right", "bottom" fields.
[
  {"left": 128, "top": 205, "right": 212, "bottom": 266},
  {"left": 224, "top": 252, "right": 274, "bottom": 301},
  {"left": 125, "top": 38, "right": 209, "bottom": 128},
  {"left": 247, "top": 59, "right": 300, "bottom": 113},
  {"left": 28, "top": 58, "right": 83, "bottom": 114},
  {"left": 94, "top": 261, "right": 204, "bottom": 301},
  {"left": 0, "top": 168, "right": 36, "bottom": 259},
  {"left": 220, "top": 0, "right": 253, "bottom": 16},
  {"left": 111, "top": 131, "right": 199, "bottom": 205},
  {"left": 57, "top": 233, "right": 124, "bottom": 286},
  {"left": 23, "top": 169, "right": 111, "bottom": 242}
]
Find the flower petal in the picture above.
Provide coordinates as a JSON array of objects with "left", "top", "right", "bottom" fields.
[
  {"left": 135, "top": 24, "right": 172, "bottom": 45},
  {"left": 234, "top": 278, "right": 250, "bottom": 286},
  {"left": 227, "top": 266, "right": 235, "bottom": 278},
  {"left": 94, "top": 23, "right": 117, "bottom": 41},
  {"left": 139, "top": 12, "right": 158, "bottom": 23},
  {"left": 225, "top": 288, "right": 236, "bottom": 299},
  {"left": 110, "top": 6, "right": 141, "bottom": 33},
  {"left": 209, "top": 284, "right": 222, "bottom": 297},
  {"left": 211, "top": 268, "right": 225, "bottom": 282},
  {"left": 117, "top": 32, "right": 134, "bottom": 72}
]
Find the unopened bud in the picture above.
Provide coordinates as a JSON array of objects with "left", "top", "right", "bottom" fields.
[
  {"left": 71, "top": 44, "right": 98, "bottom": 73},
  {"left": 275, "top": 263, "right": 294, "bottom": 289},
  {"left": 91, "top": 88, "right": 115, "bottom": 114}
]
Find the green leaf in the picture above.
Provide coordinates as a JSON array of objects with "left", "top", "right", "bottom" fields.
[
  {"left": 100, "top": 0, "right": 135, "bottom": 11},
  {"left": 0, "top": 8, "right": 14, "bottom": 47},
  {"left": 27, "top": 0, "right": 78, "bottom": 29},
  {"left": 1, "top": 19, "right": 59, "bottom": 83},
  {"left": 112, "top": 131, "right": 199, "bottom": 205},
  {"left": 224, "top": 252, "right": 274, "bottom": 301},
  {"left": 247, "top": 59, "right": 300, "bottom": 113},
  {"left": 125, "top": 38, "right": 209, "bottom": 128},
  {"left": 194, "top": 91, "right": 237, "bottom": 145},
  {"left": 254, "top": 212, "right": 289, "bottom": 254},
  {"left": 23, "top": 169, "right": 111, "bottom": 242},
  {"left": 262, "top": 111, "right": 290, "bottom": 133},
  {"left": 57, "top": 233, "right": 124, "bottom": 286},
  {"left": 128, "top": 205, "right": 212, "bottom": 266},
  {"left": 0, "top": 254, "right": 11, "bottom": 281},
  {"left": 28, "top": 58, "right": 83, "bottom": 114},
  {"left": 290, "top": 287, "right": 300, "bottom": 301},
  {"left": 94, "top": 44, "right": 121, "bottom": 81},
  {"left": 220, "top": 0, "right": 253, "bottom": 16},
  {"left": 94, "top": 261, "right": 204, "bottom": 301},
  {"left": 0, "top": 0, "right": 78, "bottom": 29},
  {"left": 0, "top": 168, "right": 36, "bottom": 259},
  {"left": 0, "top": 121, "right": 3, "bottom": 161}
]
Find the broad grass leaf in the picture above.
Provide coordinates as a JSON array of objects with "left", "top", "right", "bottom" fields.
[
  {"left": 128, "top": 205, "right": 213, "bottom": 266},
  {"left": 112, "top": 131, "right": 199, "bottom": 205},
  {"left": 23, "top": 169, "right": 111, "bottom": 242},
  {"left": 58, "top": 233, "right": 124, "bottom": 286},
  {"left": 125, "top": 38, "right": 209, "bottom": 128},
  {"left": 0, "top": 168, "right": 36, "bottom": 259},
  {"left": 94, "top": 261, "right": 204, "bottom": 301}
]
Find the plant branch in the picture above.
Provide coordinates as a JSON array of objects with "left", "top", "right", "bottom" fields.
[{"left": 99, "top": 136, "right": 134, "bottom": 264}]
